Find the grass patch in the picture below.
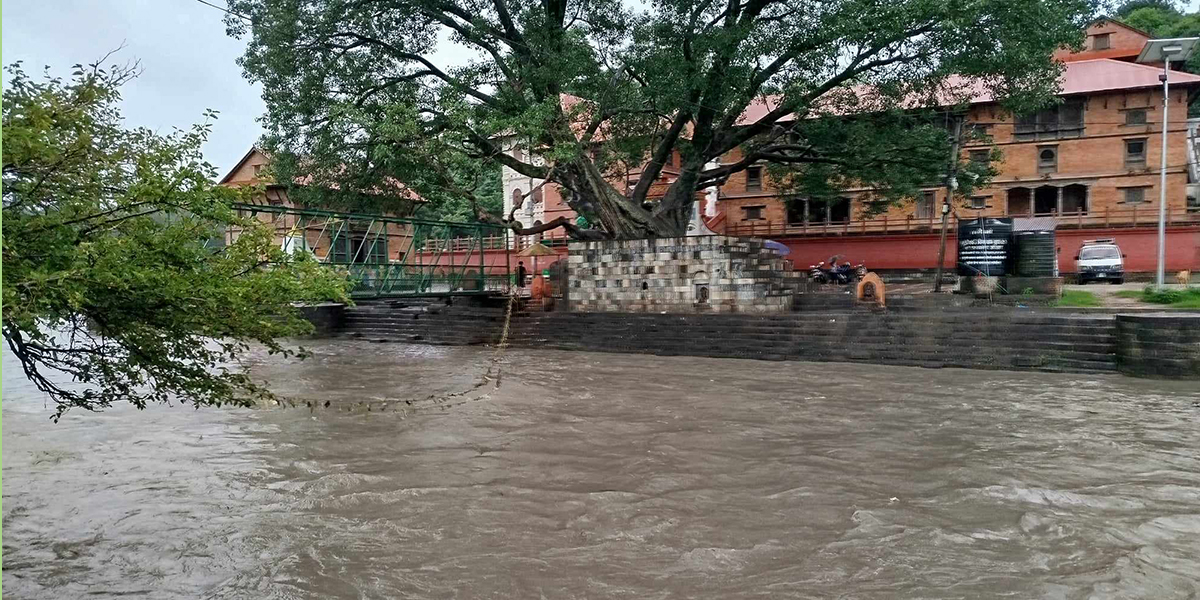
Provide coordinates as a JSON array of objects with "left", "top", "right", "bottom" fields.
[
  {"left": 1054, "top": 290, "right": 1102, "bottom": 307},
  {"left": 1137, "top": 286, "right": 1200, "bottom": 308},
  {"left": 1113, "top": 290, "right": 1143, "bottom": 300}
]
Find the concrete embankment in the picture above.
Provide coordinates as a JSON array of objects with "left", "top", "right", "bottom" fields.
[{"left": 326, "top": 298, "right": 1200, "bottom": 378}]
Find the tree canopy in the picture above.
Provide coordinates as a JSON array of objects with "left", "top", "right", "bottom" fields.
[
  {"left": 2, "top": 58, "right": 350, "bottom": 419},
  {"left": 228, "top": 0, "right": 1098, "bottom": 239}
]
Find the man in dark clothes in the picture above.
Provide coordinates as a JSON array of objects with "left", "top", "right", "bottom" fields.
[{"left": 516, "top": 261, "right": 527, "bottom": 288}]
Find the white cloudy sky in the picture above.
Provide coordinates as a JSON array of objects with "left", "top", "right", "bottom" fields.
[
  {"left": 5, "top": 0, "right": 1200, "bottom": 176},
  {"left": 3, "top": 0, "right": 269, "bottom": 175}
]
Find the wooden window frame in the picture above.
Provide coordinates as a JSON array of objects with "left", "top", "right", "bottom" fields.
[
  {"left": 1122, "top": 186, "right": 1149, "bottom": 204},
  {"left": 1037, "top": 145, "right": 1058, "bottom": 174},
  {"left": 1123, "top": 108, "right": 1149, "bottom": 126},
  {"left": 745, "top": 166, "right": 763, "bottom": 192},
  {"left": 1125, "top": 138, "right": 1148, "bottom": 169},
  {"left": 741, "top": 205, "right": 766, "bottom": 221},
  {"left": 915, "top": 191, "right": 936, "bottom": 220}
]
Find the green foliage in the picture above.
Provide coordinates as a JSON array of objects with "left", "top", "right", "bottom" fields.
[
  {"left": 2, "top": 59, "right": 351, "bottom": 419},
  {"left": 1054, "top": 290, "right": 1102, "bottom": 307},
  {"left": 1117, "top": 3, "right": 1200, "bottom": 116},
  {"left": 226, "top": 0, "right": 1098, "bottom": 238},
  {"left": 1138, "top": 285, "right": 1200, "bottom": 307},
  {"left": 1115, "top": 0, "right": 1181, "bottom": 19}
]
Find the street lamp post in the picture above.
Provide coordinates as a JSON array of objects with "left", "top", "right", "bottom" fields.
[{"left": 1136, "top": 38, "right": 1200, "bottom": 288}]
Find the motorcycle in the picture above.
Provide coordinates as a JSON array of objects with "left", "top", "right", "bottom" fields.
[
  {"left": 809, "top": 261, "right": 829, "bottom": 284},
  {"left": 809, "top": 256, "right": 866, "bottom": 285}
]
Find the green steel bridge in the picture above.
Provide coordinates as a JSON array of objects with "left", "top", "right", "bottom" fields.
[{"left": 227, "top": 203, "right": 514, "bottom": 298}]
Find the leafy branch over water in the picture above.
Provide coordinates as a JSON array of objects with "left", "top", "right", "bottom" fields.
[{"left": 2, "top": 57, "right": 351, "bottom": 420}]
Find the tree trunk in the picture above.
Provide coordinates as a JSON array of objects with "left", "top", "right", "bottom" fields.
[
  {"left": 504, "top": 158, "right": 700, "bottom": 241},
  {"left": 648, "top": 168, "right": 701, "bottom": 236}
]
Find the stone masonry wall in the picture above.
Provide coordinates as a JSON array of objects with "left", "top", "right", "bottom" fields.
[
  {"left": 1115, "top": 314, "right": 1200, "bottom": 378},
  {"left": 567, "top": 236, "right": 804, "bottom": 313}
]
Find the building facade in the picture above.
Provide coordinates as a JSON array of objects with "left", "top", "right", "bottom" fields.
[
  {"left": 496, "top": 20, "right": 1200, "bottom": 273},
  {"left": 218, "top": 147, "right": 423, "bottom": 264},
  {"left": 721, "top": 56, "right": 1200, "bottom": 238}
]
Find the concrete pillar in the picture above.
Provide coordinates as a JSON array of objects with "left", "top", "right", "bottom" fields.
[{"left": 1056, "top": 186, "right": 1064, "bottom": 215}]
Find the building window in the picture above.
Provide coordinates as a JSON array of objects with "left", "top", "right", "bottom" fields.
[
  {"left": 1015, "top": 101, "right": 1085, "bottom": 141},
  {"left": 1125, "top": 138, "right": 1147, "bottom": 168},
  {"left": 915, "top": 191, "right": 935, "bottom": 220},
  {"left": 1123, "top": 187, "right": 1149, "bottom": 204},
  {"left": 786, "top": 197, "right": 851, "bottom": 224},
  {"left": 745, "top": 166, "right": 763, "bottom": 192},
  {"left": 741, "top": 205, "right": 765, "bottom": 221},
  {"left": 969, "top": 196, "right": 989, "bottom": 210},
  {"left": 329, "top": 234, "right": 387, "bottom": 264},
  {"left": 1037, "top": 146, "right": 1058, "bottom": 174},
  {"left": 512, "top": 146, "right": 524, "bottom": 162},
  {"left": 532, "top": 186, "right": 543, "bottom": 204},
  {"left": 965, "top": 124, "right": 992, "bottom": 140},
  {"left": 969, "top": 150, "right": 990, "bottom": 165},
  {"left": 1093, "top": 33, "right": 1111, "bottom": 50},
  {"left": 1125, "top": 109, "right": 1148, "bottom": 126}
]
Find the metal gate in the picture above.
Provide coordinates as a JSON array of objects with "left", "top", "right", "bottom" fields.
[{"left": 229, "top": 203, "right": 512, "bottom": 298}]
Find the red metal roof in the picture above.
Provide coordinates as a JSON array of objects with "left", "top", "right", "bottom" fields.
[
  {"left": 1058, "top": 58, "right": 1200, "bottom": 94},
  {"left": 739, "top": 59, "right": 1200, "bottom": 126}
]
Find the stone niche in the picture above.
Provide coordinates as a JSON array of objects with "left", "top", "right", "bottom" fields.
[{"left": 566, "top": 236, "right": 804, "bottom": 313}]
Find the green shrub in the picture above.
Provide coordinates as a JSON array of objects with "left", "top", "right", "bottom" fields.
[{"left": 1140, "top": 286, "right": 1200, "bottom": 308}]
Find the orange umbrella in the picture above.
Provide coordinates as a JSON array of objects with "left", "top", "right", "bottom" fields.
[{"left": 517, "top": 242, "right": 557, "bottom": 282}]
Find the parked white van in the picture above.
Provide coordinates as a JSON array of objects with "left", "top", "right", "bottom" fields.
[{"left": 1076, "top": 239, "right": 1125, "bottom": 284}]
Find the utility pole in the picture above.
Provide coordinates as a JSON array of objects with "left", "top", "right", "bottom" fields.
[{"left": 933, "top": 117, "right": 963, "bottom": 293}]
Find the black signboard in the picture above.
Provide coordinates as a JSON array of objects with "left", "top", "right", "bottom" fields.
[{"left": 957, "top": 217, "right": 1013, "bottom": 276}]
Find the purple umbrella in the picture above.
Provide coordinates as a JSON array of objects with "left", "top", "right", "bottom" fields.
[{"left": 763, "top": 240, "right": 790, "bottom": 256}]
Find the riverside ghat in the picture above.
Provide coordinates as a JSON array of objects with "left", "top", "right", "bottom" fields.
[{"left": 311, "top": 232, "right": 1200, "bottom": 380}]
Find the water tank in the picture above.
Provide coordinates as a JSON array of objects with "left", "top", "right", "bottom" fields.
[{"left": 1015, "top": 230, "right": 1057, "bottom": 277}]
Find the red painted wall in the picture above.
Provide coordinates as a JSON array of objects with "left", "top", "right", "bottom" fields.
[
  {"left": 779, "top": 226, "right": 1200, "bottom": 273},
  {"left": 405, "top": 227, "right": 1198, "bottom": 276}
]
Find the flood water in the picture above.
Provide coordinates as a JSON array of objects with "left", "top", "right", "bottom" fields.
[{"left": 4, "top": 340, "right": 1200, "bottom": 599}]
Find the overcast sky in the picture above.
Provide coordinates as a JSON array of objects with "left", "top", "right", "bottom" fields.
[
  {"left": 2, "top": 0, "right": 271, "bottom": 176},
  {"left": 6, "top": 0, "right": 1200, "bottom": 176}
]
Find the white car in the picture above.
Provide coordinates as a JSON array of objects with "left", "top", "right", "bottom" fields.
[{"left": 1076, "top": 239, "right": 1125, "bottom": 284}]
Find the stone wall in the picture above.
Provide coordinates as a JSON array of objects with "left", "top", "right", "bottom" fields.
[
  {"left": 295, "top": 302, "right": 346, "bottom": 336},
  {"left": 507, "top": 310, "right": 1120, "bottom": 374},
  {"left": 1115, "top": 314, "right": 1200, "bottom": 378},
  {"left": 566, "top": 236, "right": 804, "bottom": 313}
]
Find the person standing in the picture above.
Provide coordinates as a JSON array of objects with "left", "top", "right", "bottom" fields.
[{"left": 516, "top": 261, "right": 528, "bottom": 289}]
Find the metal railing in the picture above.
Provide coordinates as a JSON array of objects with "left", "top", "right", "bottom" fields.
[
  {"left": 724, "top": 205, "right": 1200, "bottom": 238},
  {"left": 230, "top": 203, "right": 512, "bottom": 298}
]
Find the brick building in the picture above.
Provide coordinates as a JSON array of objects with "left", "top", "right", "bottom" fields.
[
  {"left": 219, "top": 147, "right": 423, "bottom": 263},
  {"left": 498, "top": 20, "right": 1200, "bottom": 273},
  {"left": 720, "top": 21, "right": 1200, "bottom": 238}
]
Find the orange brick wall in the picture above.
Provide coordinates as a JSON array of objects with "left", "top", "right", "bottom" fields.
[
  {"left": 718, "top": 87, "right": 1195, "bottom": 228},
  {"left": 1053, "top": 20, "right": 1150, "bottom": 62}
]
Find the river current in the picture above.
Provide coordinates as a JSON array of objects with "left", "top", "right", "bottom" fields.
[{"left": 4, "top": 340, "right": 1200, "bottom": 598}]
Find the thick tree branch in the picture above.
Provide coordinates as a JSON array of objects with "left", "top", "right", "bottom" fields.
[{"left": 327, "top": 31, "right": 500, "bottom": 107}]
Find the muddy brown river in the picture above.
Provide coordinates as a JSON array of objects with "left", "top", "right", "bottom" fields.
[{"left": 4, "top": 340, "right": 1200, "bottom": 598}]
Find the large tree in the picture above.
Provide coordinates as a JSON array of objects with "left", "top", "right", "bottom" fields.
[
  {"left": 2, "top": 58, "right": 350, "bottom": 419},
  {"left": 228, "top": 0, "right": 1097, "bottom": 239}
]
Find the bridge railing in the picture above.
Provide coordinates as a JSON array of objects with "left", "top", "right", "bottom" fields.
[{"left": 228, "top": 203, "right": 512, "bottom": 297}]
